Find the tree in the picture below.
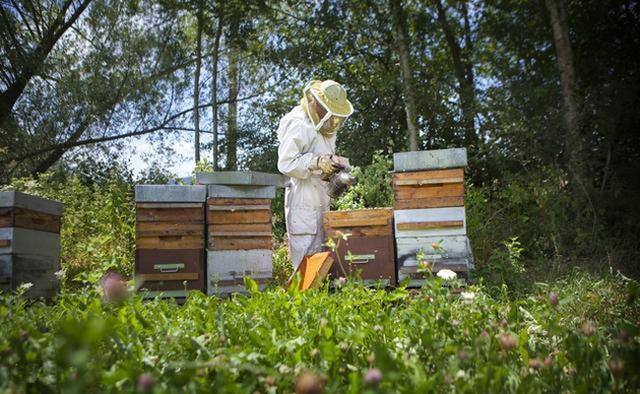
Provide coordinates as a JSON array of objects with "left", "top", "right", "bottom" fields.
[
  {"left": 434, "top": 0, "right": 478, "bottom": 148},
  {"left": 390, "top": 0, "right": 419, "bottom": 151},
  {"left": 210, "top": 4, "right": 224, "bottom": 170},
  {"left": 545, "top": 0, "right": 583, "bottom": 179},
  {"left": 193, "top": 2, "right": 204, "bottom": 163},
  {"left": 0, "top": 0, "right": 92, "bottom": 126}
]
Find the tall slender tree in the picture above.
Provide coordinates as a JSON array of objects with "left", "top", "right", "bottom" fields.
[
  {"left": 193, "top": 4, "right": 204, "bottom": 163},
  {"left": 390, "top": 0, "right": 419, "bottom": 151},
  {"left": 435, "top": 0, "right": 478, "bottom": 148},
  {"left": 211, "top": 4, "right": 224, "bottom": 171}
]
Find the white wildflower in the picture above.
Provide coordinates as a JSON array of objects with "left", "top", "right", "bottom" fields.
[
  {"left": 18, "top": 282, "right": 33, "bottom": 291},
  {"left": 436, "top": 269, "right": 457, "bottom": 280},
  {"left": 461, "top": 291, "right": 475, "bottom": 304}
]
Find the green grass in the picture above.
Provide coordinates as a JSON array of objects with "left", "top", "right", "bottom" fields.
[{"left": 1, "top": 271, "right": 638, "bottom": 393}]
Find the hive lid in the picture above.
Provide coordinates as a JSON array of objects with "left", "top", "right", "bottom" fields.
[
  {"left": 393, "top": 148, "right": 467, "bottom": 172},
  {"left": 196, "top": 171, "right": 289, "bottom": 187},
  {"left": 134, "top": 185, "right": 207, "bottom": 202},
  {"left": 207, "top": 185, "right": 276, "bottom": 199},
  {"left": 0, "top": 191, "right": 63, "bottom": 216}
]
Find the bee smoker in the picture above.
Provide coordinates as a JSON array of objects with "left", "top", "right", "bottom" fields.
[{"left": 327, "top": 168, "right": 357, "bottom": 199}]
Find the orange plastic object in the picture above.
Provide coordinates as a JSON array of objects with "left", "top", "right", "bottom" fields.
[{"left": 293, "top": 252, "right": 334, "bottom": 291}]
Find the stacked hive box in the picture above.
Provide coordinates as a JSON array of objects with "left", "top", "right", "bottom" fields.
[
  {"left": 135, "top": 185, "right": 207, "bottom": 299},
  {"left": 0, "top": 192, "right": 63, "bottom": 298},
  {"left": 197, "top": 171, "right": 286, "bottom": 295},
  {"left": 392, "top": 148, "right": 473, "bottom": 286},
  {"left": 323, "top": 208, "right": 396, "bottom": 286}
]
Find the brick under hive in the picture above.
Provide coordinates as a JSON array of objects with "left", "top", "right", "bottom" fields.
[
  {"left": 392, "top": 148, "right": 474, "bottom": 286},
  {"left": 0, "top": 191, "right": 63, "bottom": 298}
]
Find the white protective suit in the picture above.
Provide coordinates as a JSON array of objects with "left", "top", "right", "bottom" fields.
[{"left": 277, "top": 105, "right": 336, "bottom": 269}]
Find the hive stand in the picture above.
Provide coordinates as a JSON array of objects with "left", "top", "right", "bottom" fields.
[
  {"left": 135, "top": 185, "right": 207, "bottom": 300},
  {"left": 392, "top": 148, "right": 474, "bottom": 286},
  {"left": 0, "top": 192, "right": 63, "bottom": 298}
]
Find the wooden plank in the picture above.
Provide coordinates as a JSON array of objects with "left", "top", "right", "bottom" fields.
[
  {"left": 210, "top": 231, "right": 272, "bottom": 237},
  {"left": 394, "top": 196, "right": 464, "bottom": 209},
  {"left": 396, "top": 220, "right": 464, "bottom": 231},
  {"left": 207, "top": 198, "right": 272, "bottom": 206},
  {"left": 208, "top": 236, "right": 272, "bottom": 250},
  {"left": 324, "top": 217, "right": 390, "bottom": 228},
  {"left": 136, "top": 206, "right": 204, "bottom": 223},
  {"left": 394, "top": 177, "right": 463, "bottom": 186},
  {"left": 394, "top": 183, "right": 464, "bottom": 200},
  {"left": 137, "top": 203, "right": 202, "bottom": 208},
  {"left": 323, "top": 208, "right": 392, "bottom": 222},
  {"left": 0, "top": 240, "right": 10, "bottom": 247},
  {"left": 393, "top": 168, "right": 463, "bottom": 181},
  {"left": 139, "top": 273, "right": 199, "bottom": 281},
  {"left": 207, "top": 209, "right": 271, "bottom": 224},
  {"left": 208, "top": 204, "right": 271, "bottom": 211},
  {"left": 136, "top": 222, "right": 204, "bottom": 237},
  {"left": 136, "top": 235, "right": 205, "bottom": 249},
  {"left": 12, "top": 208, "right": 60, "bottom": 233},
  {"left": 209, "top": 223, "right": 272, "bottom": 234},
  {"left": 324, "top": 226, "right": 391, "bottom": 238}
]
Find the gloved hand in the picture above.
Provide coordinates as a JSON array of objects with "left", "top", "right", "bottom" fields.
[{"left": 311, "top": 154, "right": 342, "bottom": 178}]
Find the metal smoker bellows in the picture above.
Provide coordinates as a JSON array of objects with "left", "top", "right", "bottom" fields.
[{"left": 327, "top": 169, "right": 357, "bottom": 199}]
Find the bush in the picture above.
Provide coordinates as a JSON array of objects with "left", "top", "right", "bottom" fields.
[{"left": 334, "top": 151, "right": 393, "bottom": 210}]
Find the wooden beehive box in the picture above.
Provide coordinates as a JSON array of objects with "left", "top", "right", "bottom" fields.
[
  {"left": 323, "top": 208, "right": 396, "bottom": 286},
  {"left": 0, "top": 192, "right": 63, "bottom": 298},
  {"left": 392, "top": 149, "right": 473, "bottom": 286},
  {"left": 135, "top": 185, "right": 207, "bottom": 299},
  {"left": 201, "top": 177, "right": 281, "bottom": 296}
]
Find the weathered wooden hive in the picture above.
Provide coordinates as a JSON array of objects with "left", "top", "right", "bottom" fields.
[
  {"left": 323, "top": 208, "right": 396, "bottom": 286},
  {"left": 196, "top": 171, "right": 287, "bottom": 295},
  {"left": 0, "top": 191, "right": 63, "bottom": 298},
  {"left": 134, "top": 185, "right": 207, "bottom": 299},
  {"left": 392, "top": 148, "right": 473, "bottom": 285}
]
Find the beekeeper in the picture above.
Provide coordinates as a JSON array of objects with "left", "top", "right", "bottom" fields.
[{"left": 277, "top": 80, "right": 354, "bottom": 269}]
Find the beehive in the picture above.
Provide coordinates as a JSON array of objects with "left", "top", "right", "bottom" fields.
[
  {"left": 0, "top": 192, "right": 63, "bottom": 298},
  {"left": 135, "top": 185, "right": 207, "bottom": 299},
  {"left": 198, "top": 172, "right": 286, "bottom": 296},
  {"left": 392, "top": 149, "right": 473, "bottom": 286},
  {"left": 323, "top": 208, "right": 396, "bottom": 286}
]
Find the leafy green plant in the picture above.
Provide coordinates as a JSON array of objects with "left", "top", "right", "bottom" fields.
[
  {"left": 0, "top": 271, "right": 638, "bottom": 392},
  {"left": 334, "top": 151, "right": 393, "bottom": 211}
]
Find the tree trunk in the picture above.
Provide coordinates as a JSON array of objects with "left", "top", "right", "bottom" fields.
[
  {"left": 211, "top": 6, "right": 224, "bottom": 171},
  {"left": 435, "top": 0, "right": 477, "bottom": 147},
  {"left": 0, "top": 0, "right": 92, "bottom": 125},
  {"left": 226, "top": 44, "right": 239, "bottom": 171},
  {"left": 193, "top": 7, "right": 204, "bottom": 164},
  {"left": 545, "top": 0, "right": 582, "bottom": 176},
  {"left": 389, "top": 0, "right": 419, "bottom": 151}
]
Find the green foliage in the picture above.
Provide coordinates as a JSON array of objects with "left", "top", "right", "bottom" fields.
[
  {"left": 334, "top": 152, "right": 393, "bottom": 211},
  {"left": 0, "top": 272, "right": 638, "bottom": 392},
  {"left": 2, "top": 171, "right": 135, "bottom": 283}
]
